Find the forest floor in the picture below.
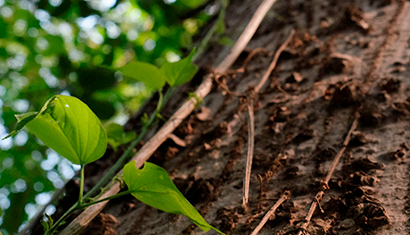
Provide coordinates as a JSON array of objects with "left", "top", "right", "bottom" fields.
[{"left": 31, "top": 0, "right": 410, "bottom": 234}]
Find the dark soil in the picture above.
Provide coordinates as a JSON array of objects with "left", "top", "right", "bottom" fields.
[{"left": 27, "top": 0, "right": 410, "bottom": 234}]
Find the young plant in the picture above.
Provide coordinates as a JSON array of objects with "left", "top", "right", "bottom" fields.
[
  {"left": 86, "top": 49, "right": 199, "bottom": 198},
  {"left": 4, "top": 51, "right": 224, "bottom": 234}
]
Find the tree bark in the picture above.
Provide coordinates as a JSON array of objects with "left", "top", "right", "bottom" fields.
[{"left": 29, "top": 0, "right": 410, "bottom": 234}]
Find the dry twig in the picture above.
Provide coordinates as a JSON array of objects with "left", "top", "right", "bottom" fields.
[
  {"left": 243, "top": 97, "right": 255, "bottom": 209},
  {"left": 297, "top": 113, "right": 359, "bottom": 235},
  {"left": 242, "top": 30, "right": 295, "bottom": 209},
  {"left": 59, "top": 0, "right": 281, "bottom": 234},
  {"left": 254, "top": 30, "right": 295, "bottom": 93},
  {"left": 257, "top": 174, "right": 264, "bottom": 199},
  {"left": 250, "top": 191, "right": 291, "bottom": 235},
  {"left": 230, "top": 48, "right": 269, "bottom": 74}
]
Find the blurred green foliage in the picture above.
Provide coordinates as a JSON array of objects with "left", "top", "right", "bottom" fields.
[{"left": 0, "top": 0, "right": 217, "bottom": 233}]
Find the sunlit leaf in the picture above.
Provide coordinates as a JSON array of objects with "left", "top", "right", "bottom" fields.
[
  {"left": 118, "top": 61, "right": 166, "bottom": 90},
  {"left": 123, "top": 162, "right": 225, "bottom": 234},
  {"left": 6, "top": 95, "right": 107, "bottom": 165},
  {"left": 160, "top": 49, "right": 198, "bottom": 87}
]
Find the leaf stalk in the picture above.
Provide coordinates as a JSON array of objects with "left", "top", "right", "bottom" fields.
[{"left": 79, "top": 164, "right": 84, "bottom": 204}]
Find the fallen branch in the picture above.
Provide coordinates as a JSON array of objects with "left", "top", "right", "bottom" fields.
[
  {"left": 250, "top": 191, "right": 291, "bottom": 235},
  {"left": 242, "top": 30, "right": 295, "bottom": 209},
  {"left": 297, "top": 113, "right": 359, "bottom": 235},
  {"left": 59, "top": 0, "right": 280, "bottom": 234}
]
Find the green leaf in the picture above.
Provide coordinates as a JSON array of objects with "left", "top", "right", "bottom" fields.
[
  {"left": 105, "top": 123, "right": 125, "bottom": 140},
  {"left": 41, "top": 220, "right": 49, "bottom": 233},
  {"left": 215, "top": 18, "right": 226, "bottom": 34},
  {"left": 2, "top": 112, "right": 38, "bottom": 140},
  {"left": 106, "top": 123, "right": 136, "bottom": 151},
  {"left": 118, "top": 61, "right": 166, "bottom": 90},
  {"left": 218, "top": 36, "right": 234, "bottom": 46},
  {"left": 160, "top": 49, "right": 198, "bottom": 87},
  {"left": 41, "top": 213, "right": 54, "bottom": 233},
  {"left": 6, "top": 95, "right": 107, "bottom": 165},
  {"left": 45, "top": 213, "right": 54, "bottom": 227},
  {"left": 123, "top": 162, "right": 224, "bottom": 234}
]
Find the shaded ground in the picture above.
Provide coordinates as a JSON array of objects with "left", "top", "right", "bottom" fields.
[{"left": 28, "top": 0, "right": 410, "bottom": 234}]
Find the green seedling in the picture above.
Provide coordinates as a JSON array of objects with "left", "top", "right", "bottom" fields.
[{"left": 4, "top": 51, "right": 224, "bottom": 234}]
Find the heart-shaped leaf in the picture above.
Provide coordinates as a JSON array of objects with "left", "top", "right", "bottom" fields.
[
  {"left": 118, "top": 61, "right": 166, "bottom": 90},
  {"left": 123, "top": 162, "right": 224, "bottom": 234},
  {"left": 5, "top": 95, "right": 107, "bottom": 165},
  {"left": 160, "top": 49, "right": 198, "bottom": 87}
]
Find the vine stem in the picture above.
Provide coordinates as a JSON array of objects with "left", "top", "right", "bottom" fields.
[
  {"left": 157, "top": 89, "right": 163, "bottom": 113},
  {"left": 80, "top": 191, "right": 131, "bottom": 209},
  {"left": 193, "top": 0, "right": 229, "bottom": 62},
  {"left": 79, "top": 164, "right": 84, "bottom": 204},
  {"left": 46, "top": 191, "right": 131, "bottom": 234},
  {"left": 47, "top": 163, "right": 85, "bottom": 234},
  {"left": 45, "top": 203, "right": 79, "bottom": 235}
]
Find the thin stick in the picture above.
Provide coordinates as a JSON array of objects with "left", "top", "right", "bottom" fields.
[
  {"left": 257, "top": 174, "right": 264, "bottom": 199},
  {"left": 250, "top": 191, "right": 291, "bottom": 235},
  {"left": 79, "top": 191, "right": 131, "bottom": 209},
  {"left": 242, "top": 30, "right": 295, "bottom": 209},
  {"left": 216, "top": 0, "right": 279, "bottom": 73},
  {"left": 254, "top": 30, "right": 295, "bottom": 93},
  {"left": 243, "top": 98, "right": 255, "bottom": 209},
  {"left": 231, "top": 48, "right": 269, "bottom": 74},
  {"left": 297, "top": 113, "right": 359, "bottom": 234},
  {"left": 59, "top": 1, "right": 278, "bottom": 234}
]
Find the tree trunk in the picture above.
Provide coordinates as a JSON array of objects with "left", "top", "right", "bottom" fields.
[{"left": 29, "top": 0, "right": 410, "bottom": 234}]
